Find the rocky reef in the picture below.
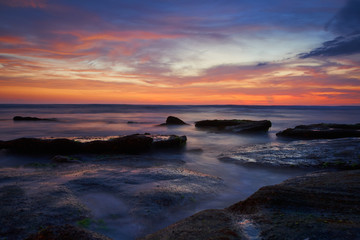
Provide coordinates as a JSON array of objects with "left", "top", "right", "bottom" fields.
[
  {"left": 0, "top": 134, "right": 187, "bottom": 155},
  {"left": 0, "top": 158, "right": 223, "bottom": 240},
  {"left": 219, "top": 137, "right": 360, "bottom": 169},
  {"left": 141, "top": 170, "right": 360, "bottom": 240},
  {"left": 276, "top": 123, "right": 360, "bottom": 139},
  {"left": 195, "top": 119, "right": 271, "bottom": 133}
]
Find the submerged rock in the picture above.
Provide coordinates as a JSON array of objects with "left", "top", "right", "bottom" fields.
[
  {"left": 159, "top": 116, "right": 189, "bottom": 126},
  {"left": 0, "top": 134, "right": 187, "bottom": 155},
  {"left": 276, "top": 123, "right": 360, "bottom": 139},
  {"left": 13, "top": 116, "right": 57, "bottom": 121},
  {"left": 195, "top": 119, "right": 271, "bottom": 133},
  {"left": 25, "top": 224, "right": 111, "bottom": 240},
  {"left": 141, "top": 170, "right": 360, "bottom": 240},
  {"left": 51, "top": 155, "right": 82, "bottom": 164}
]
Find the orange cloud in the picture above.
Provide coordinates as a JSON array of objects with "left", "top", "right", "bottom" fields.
[{"left": 0, "top": 36, "right": 28, "bottom": 45}]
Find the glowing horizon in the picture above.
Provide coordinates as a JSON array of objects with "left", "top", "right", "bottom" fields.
[{"left": 0, "top": 0, "right": 359, "bottom": 105}]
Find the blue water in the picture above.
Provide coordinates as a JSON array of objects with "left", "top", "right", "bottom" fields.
[
  {"left": 0, "top": 104, "right": 360, "bottom": 239},
  {"left": 1, "top": 104, "right": 359, "bottom": 140}
]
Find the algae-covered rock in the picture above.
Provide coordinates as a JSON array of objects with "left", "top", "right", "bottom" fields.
[{"left": 51, "top": 155, "right": 82, "bottom": 164}]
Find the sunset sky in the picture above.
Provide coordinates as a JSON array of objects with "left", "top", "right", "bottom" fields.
[{"left": 0, "top": 0, "right": 359, "bottom": 105}]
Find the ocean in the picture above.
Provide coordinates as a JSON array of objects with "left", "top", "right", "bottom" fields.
[{"left": 1, "top": 104, "right": 360, "bottom": 239}]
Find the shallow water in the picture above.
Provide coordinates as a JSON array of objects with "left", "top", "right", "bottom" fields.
[{"left": 1, "top": 104, "right": 360, "bottom": 239}]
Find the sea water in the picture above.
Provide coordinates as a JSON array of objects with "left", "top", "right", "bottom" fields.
[{"left": 0, "top": 104, "right": 359, "bottom": 239}]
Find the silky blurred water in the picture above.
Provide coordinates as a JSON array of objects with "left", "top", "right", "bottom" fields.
[{"left": 1, "top": 104, "right": 360, "bottom": 239}]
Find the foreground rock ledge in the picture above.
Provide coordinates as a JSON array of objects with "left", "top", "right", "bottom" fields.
[
  {"left": 276, "top": 123, "right": 360, "bottom": 139},
  {"left": 141, "top": 170, "right": 360, "bottom": 240},
  {"left": 0, "top": 134, "right": 187, "bottom": 154},
  {"left": 195, "top": 119, "right": 271, "bottom": 133},
  {"left": 25, "top": 225, "right": 111, "bottom": 240}
]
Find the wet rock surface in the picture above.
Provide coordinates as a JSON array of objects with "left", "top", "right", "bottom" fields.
[
  {"left": 25, "top": 224, "right": 111, "bottom": 240},
  {"left": 51, "top": 155, "right": 82, "bottom": 164},
  {"left": 0, "top": 157, "right": 223, "bottom": 240},
  {"left": 219, "top": 138, "right": 360, "bottom": 169},
  {"left": 141, "top": 209, "right": 240, "bottom": 240},
  {"left": 13, "top": 116, "right": 57, "bottom": 121},
  {"left": 195, "top": 119, "right": 271, "bottom": 133},
  {"left": 276, "top": 123, "right": 360, "bottom": 139},
  {"left": 0, "top": 134, "right": 187, "bottom": 155},
  {"left": 142, "top": 170, "right": 360, "bottom": 240}
]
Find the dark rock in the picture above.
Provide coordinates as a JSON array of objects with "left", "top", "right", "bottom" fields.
[
  {"left": 112, "top": 134, "right": 153, "bottom": 153},
  {"left": 141, "top": 170, "right": 360, "bottom": 240},
  {"left": 152, "top": 135, "right": 187, "bottom": 149},
  {"left": 160, "top": 116, "right": 189, "bottom": 126},
  {"left": 25, "top": 224, "right": 111, "bottom": 240},
  {"left": 0, "top": 138, "right": 83, "bottom": 154},
  {"left": 195, "top": 119, "right": 271, "bottom": 133},
  {"left": 276, "top": 123, "right": 360, "bottom": 139},
  {"left": 13, "top": 116, "right": 57, "bottom": 121},
  {"left": 228, "top": 170, "right": 360, "bottom": 239},
  {"left": 0, "top": 134, "right": 186, "bottom": 155}
]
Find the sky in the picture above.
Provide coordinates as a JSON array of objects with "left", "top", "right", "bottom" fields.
[{"left": 0, "top": 0, "right": 359, "bottom": 105}]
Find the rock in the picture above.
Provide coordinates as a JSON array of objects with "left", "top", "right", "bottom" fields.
[
  {"left": 140, "top": 209, "right": 239, "bottom": 240},
  {"left": 112, "top": 134, "right": 154, "bottom": 153},
  {"left": 0, "top": 138, "right": 83, "bottom": 155},
  {"left": 25, "top": 224, "right": 111, "bottom": 240},
  {"left": 13, "top": 116, "right": 57, "bottom": 121},
  {"left": 219, "top": 138, "right": 360, "bottom": 169},
  {"left": 276, "top": 123, "right": 360, "bottom": 139},
  {"left": 141, "top": 170, "right": 360, "bottom": 240},
  {"left": 152, "top": 135, "right": 187, "bottom": 149},
  {"left": 51, "top": 155, "right": 81, "bottom": 164},
  {"left": 0, "top": 134, "right": 187, "bottom": 155},
  {"left": 195, "top": 119, "right": 271, "bottom": 133},
  {"left": 160, "top": 116, "right": 189, "bottom": 126}
]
